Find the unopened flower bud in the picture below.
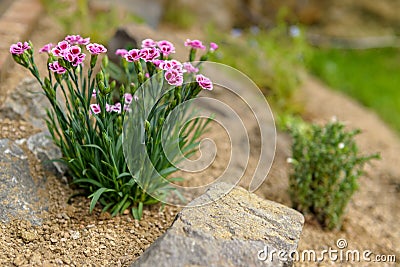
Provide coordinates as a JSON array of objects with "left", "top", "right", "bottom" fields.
[
  {"left": 286, "top": 157, "right": 295, "bottom": 164},
  {"left": 102, "top": 55, "right": 109, "bottom": 68},
  {"left": 138, "top": 72, "right": 144, "bottom": 83},
  {"left": 158, "top": 117, "right": 164, "bottom": 126},
  {"left": 145, "top": 120, "right": 151, "bottom": 132},
  {"left": 58, "top": 58, "right": 68, "bottom": 69},
  {"left": 96, "top": 71, "right": 104, "bottom": 83},
  {"left": 98, "top": 81, "right": 106, "bottom": 94},
  {"left": 135, "top": 61, "right": 143, "bottom": 73},
  {"left": 119, "top": 84, "right": 125, "bottom": 95},
  {"left": 110, "top": 80, "right": 116, "bottom": 91},
  {"left": 200, "top": 54, "right": 208, "bottom": 61},
  {"left": 44, "top": 77, "right": 52, "bottom": 91},
  {"left": 90, "top": 54, "right": 98, "bottom": 69},
  {"left": 130, "top": 82, "right": 136, "bottom": 91}
]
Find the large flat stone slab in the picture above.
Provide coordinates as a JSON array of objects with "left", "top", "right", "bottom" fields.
[
  {"left": 0, "top": 139, "right": 46, "bottom": 225},
  {"left": 0, "top": 78, "right": 48, "bottom": 129},
  {"left": 131, "top": 182, "right": 304, "bottom": 267}
]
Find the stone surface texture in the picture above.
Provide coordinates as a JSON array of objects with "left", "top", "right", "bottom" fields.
[
  {"left": 27, "top": 131, "right": 66, "bottom": 176},
  {"left": 0, "top": 139, "right": 46, "bottom": 225},
  {"left": 0, "top": 78, "right": 49, "bottom": 129},
  {"left": 131, "top": 182, "right": 304, "bottom": 267}
]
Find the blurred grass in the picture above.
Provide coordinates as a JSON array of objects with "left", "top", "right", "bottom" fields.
[
  {"left": 40, "top": 0, "right": 143, "bottom": 43},
  {"left": 162, "top": 1, "right": 195, "bottom": 29},
  {"left": 308, "top": 47, "right": 400, "bottom": 133},
  {"left": 207, "top": 23, "right": 311, "bottom": 120}
]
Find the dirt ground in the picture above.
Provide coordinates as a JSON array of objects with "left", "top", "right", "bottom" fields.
[{"left": 0, "top": 13, "right": 399, "bottom": 267}]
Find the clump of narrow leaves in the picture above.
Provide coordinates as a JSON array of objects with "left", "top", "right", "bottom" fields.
[{"left": 10, "top": 36, "right": 217, "bottom": 219}]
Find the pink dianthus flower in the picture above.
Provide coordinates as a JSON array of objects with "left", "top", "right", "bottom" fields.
[
  {"left": 48, "top": 61, "right": 66, "bottom": 74},
  {"left": 196, "top": 74, "right": 213, "bottom": 90},
  {"left": 39, "top": 43, "right": 53, "bottom": 53},
  {"left": 10, "top": 41, "right": 31, "bottom": 55},
  {"left": 184, "top": 39, "right": 206, "bottom": 50},
  {"left": 157, "top": 40, "right": 175, "bottom": 56},
  {"left": 86, "top": 43, "right": 107, "bottom": 55},
  {"left": 141, "top": 38, "right": 157, "bottom": 48},
  {"left": 183, "top": 62, "right": 199, "bottom": 73},
  {"left": 165, "top": 69, "right": 183, "bottom": 86},
  {"left": 90, "top": 104, "right": 101, "bottom": 115},
  {"left": 115, "top": 49, "right": 128, "bottom": 57},
  {"left": 124, "top": 49, "right": 141, "bottom": 62},
  {"left": 210, "top": 42, "right": 219, "bottom": 52}
]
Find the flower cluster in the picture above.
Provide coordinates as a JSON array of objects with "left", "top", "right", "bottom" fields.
[
  {"left": 65, "top": 34, "right": 90, "bottom": 45},
  {"left": 35, "top": 35, "right": 108, "bottom": 72},
  {"left": 9, "top": 35, "right": 219, "bottom": 219},
  {"left": 113, "top": 38, "right": 217, "bottom": 89}
]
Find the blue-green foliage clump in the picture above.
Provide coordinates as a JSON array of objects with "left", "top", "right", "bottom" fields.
[{"left": 288, "top": 120, "right": 379, "bottom": 229}]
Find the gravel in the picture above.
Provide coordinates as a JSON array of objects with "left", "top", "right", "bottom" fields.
[{"left": 0, "top": 118, "right": 180, "bottom": 266}]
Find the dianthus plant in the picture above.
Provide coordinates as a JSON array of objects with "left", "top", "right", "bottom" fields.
[{"left": 10, "top": 36, "right": 218, "bottom": 219}]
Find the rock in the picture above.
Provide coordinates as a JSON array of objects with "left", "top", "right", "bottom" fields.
[
  {"left": 131, "top": 182, "right": 304, "bottom": 267},
  {"left": 13, "top": 254, "right": 26, "bottom": 266},
  {"left": 29, "top": 252, "right": 42, "bottom": 265},
  {"left": 0, "top": 139, "right": 46, "bottom": 225},
  {"left": 107, "top": 28, "right": 139, "bottom": 63},
  {"left": 27, "top": 131, "right": 67, "bottom": 176},
  {"left": 0, "top": 78, "right": 49, "bottom": 129},
  {"left": 20, "top": 229, "right": 38, "bottom": 243}
]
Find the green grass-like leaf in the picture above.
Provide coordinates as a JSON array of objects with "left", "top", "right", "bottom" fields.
[{"left": 89, "top": 187, "right": 115, "bottom": 213}]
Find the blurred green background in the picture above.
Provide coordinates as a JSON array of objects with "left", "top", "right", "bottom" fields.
[{"left": 41, "top": 0, "right": 400, "bottom": 134}]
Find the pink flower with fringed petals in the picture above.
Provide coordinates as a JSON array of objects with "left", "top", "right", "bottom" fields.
[
  {"left": 125, "top": 49, "right": 141, "bottom": 62},
  {"left": 165, "top": 69, "right": 183, "bottom": 86},
  {"left": 184, "top": 39, "right": 206, "bottom": 50},
  {"left": 86, "top": 43, "right": 107, "bottom": 55},
  {"left": 39, "top": 43, "right": 53, "bottom": 53},
  {"left": 48, "top": 61, "right": 66, "bottom": 74},
  {"left": 141, "top": 38, "right": 157, "bottom": 48},
  {"left": 10, "top": 41, "right": 31, "bottom": 55},
  {"left": 196, "top": 74, "right": 213, "bottom": 90},
  {"left": 157, "top": 40, "right": 175, "bottom": 56}
]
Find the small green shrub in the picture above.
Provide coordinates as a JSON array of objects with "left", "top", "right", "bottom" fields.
[{"left": 288, "top": 120, "right": 379, "bottom": 230}]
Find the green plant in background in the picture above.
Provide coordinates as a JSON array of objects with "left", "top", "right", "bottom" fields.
[
  {"left": 287, "top": 120, "right": 379, "bottom": 230},
  {"left": 208, "top": 17, "right": 311, "bottom": 120},
  {"left": 162, "top": 1, "right": 195, "bottom": 29},
  {"left": 308, "top": 47, "right": 400, "bottom": 134},
  {"left": 40, "top": 0, "right": 143, "bottom": 43},
  {"left": 10, "top": 37, "right": 216, "bottom": 219}
]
